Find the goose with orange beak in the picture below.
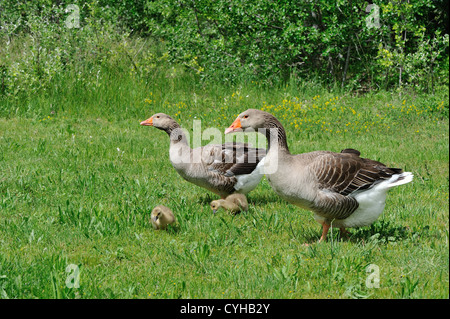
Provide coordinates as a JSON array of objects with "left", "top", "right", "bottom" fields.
[
  {"left": 225, "top": 109, "right": 413, "bottom": 243},
  {"left": 140, "top": 113, "right": 266, "bottom": 199}
]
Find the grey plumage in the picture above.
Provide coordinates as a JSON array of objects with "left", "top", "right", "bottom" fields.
[
  {"left": 141, "top": 113, "right": 266, "bottom": 198},
  {"left": 226, "top": 109, "right": 413, "bottom": 241}
]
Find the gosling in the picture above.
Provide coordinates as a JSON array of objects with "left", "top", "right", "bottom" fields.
[
  {"left": 210, "top": 193, "right": 248, "bottom": 215},
  {"left": 151, "top": 205, "right": 175, "bottom": 230}
]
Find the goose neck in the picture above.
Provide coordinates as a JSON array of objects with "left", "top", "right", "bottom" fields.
[
  {"left": 165, "top": 123, "right": 189, "bottom": 146},
  {"left": 263, "top": 118, "right": 290, "bottom": 153}
]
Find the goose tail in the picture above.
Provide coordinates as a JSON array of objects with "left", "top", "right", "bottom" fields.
[{"left": 385, "top": 172, "right": 414, "bottom": 189}]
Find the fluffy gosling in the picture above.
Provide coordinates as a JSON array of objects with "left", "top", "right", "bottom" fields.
[
  {"left": 210, "top": 193, "right": 248, "bottom": 215},
  {"left": 151, "top": 205, "right": 175, "bottom": 230}
]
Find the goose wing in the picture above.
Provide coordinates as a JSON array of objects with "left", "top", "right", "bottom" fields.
[
  {"left": 310, "top": 149, "right": 403, "bottom": 219},
  {"left": 314, "top": 149, "right": 403, "bottom": 196},
  {"left": 204, "top": 142, "right": 266, "bottom": 176}
]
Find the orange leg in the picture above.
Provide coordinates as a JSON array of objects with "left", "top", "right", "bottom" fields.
[{"left": 319, "top": 224, "right": 330, "bottom": 242}]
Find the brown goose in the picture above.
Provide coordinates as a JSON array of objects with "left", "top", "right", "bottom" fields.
[
  {"left": 225, "top": 109, "right": 413, "bottom": 242},
  {"left": 140, "top": 113, "right": 266, "bottom": 198},
  {"left": 210, "top": 193, "right": 249, "bottom": 215},
  {"left": 151, "top": 205, "right": 175, "bottom": 230}
]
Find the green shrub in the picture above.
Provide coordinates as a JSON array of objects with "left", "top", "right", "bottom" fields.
[
  {"left": 143, "top": 0, "right": 449, "bottom": 89},
  {"left": 0, "top": 0, "right": 448, "bottom": 96}
]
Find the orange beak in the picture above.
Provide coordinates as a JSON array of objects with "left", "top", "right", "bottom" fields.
[
  {"left": 140, "top": 117, "right": 153, "bottom": 126},
  {"left": 225, "top": 117, "right": 242, "bottom": 134}
]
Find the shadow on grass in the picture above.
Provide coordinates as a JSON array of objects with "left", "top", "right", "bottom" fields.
[
  {"left": 248, "top": 193, "right": 286, "bottom": 205},
  {"left": 197, "top": 193, "right": 217, "bottom": 205},
  {"left": 196, "top": 192, "right": 283, "bottom": 205},
  {"left": 288, "top": 219, "right": 412, "bottom": 245},
  {"left": 165, "top": 223, "right": 181, "bottom": 234},
  {"left": 349, "top": 220, "right": 412, "bottom": 243},
  {"left": 287, "top": 222, "right": 321, "bottom": 245}
]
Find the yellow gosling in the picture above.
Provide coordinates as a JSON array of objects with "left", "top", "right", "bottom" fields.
[
  {"left": 151, "top": 205, "right": 175, "bottom": 230},
  {"left": 210, "top": 193, "right": 248, "bottom": 215}
]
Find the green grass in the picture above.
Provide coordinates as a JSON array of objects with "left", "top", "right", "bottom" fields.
[{"left": 0, "top": 70, "right": 448, "bottom": 299}]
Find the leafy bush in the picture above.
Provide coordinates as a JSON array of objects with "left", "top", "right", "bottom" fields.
[
  {"left": 143, "top": 0, "right": 449, "bottom": 90},
  {"left": 0, "top": 1, "right": 170, "bottom": 99},
  {"left": 0, "top": 0, "right": 448, "bottom": 95}
]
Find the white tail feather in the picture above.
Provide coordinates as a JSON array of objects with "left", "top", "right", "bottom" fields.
[
  {"left": 344, "top": 172, "right": 413, "bottom": 228},
  {"left": 385, "top": 172, "right": 414, "bottom": 188}
]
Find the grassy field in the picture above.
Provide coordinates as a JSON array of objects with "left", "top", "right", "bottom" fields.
[{"left": 0, "top": 71, "right": 448, "bottom": 299}]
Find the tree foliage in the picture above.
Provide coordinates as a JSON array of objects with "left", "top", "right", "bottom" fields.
[
  {"left": 142, "top": 0, "right": 449, "bottom": 90},
  {"left": 0, "top": 0, "right": 448, "bottom": 92}
]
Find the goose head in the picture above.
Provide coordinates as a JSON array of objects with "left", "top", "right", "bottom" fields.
[
  {"left": 151, "top": 206, "right": 165, "bottom": 222},
  {"left": 210, "top": 200, "right": 222, "bottom": 214},
  {"left": 225, "top": 109, "right": 268, "bottom": 134},
  {"left": 150, "top": 205, "right": 175, "bottom": 230},
  {"left": 225, "top": 109, "right": 288, "bottom": 151},
  {"left": 140, "top": 113, "right": 176, "bottom": 131}
]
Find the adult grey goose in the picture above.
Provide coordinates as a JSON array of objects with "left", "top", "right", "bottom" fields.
[
  {"left": 225, "top": 109, "right": 413, "bottom": 242},
  {"left": 140, "top": 113, "right": 266, "bottom": 198}
]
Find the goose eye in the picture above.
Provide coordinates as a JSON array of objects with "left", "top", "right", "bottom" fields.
[
  {"left": 243, "top": 115, "right": 249, "bottom": 119},
  {"left": 156, "top": 116, "right": 160, "bottom": 119}
]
